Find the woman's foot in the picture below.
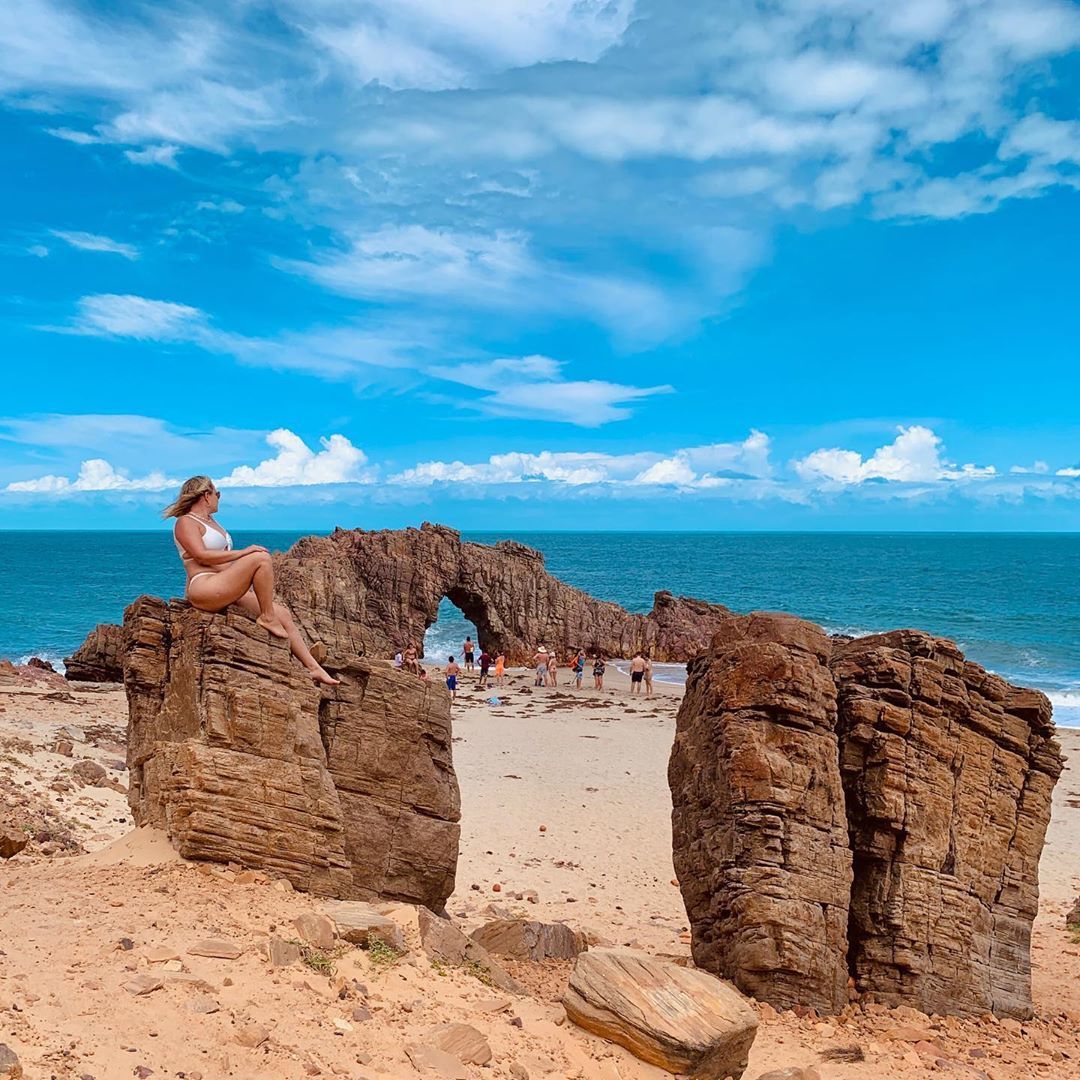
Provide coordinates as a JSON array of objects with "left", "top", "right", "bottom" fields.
[
  {"left": 257, "top": 614, "right": 290, "bottom": 639},
  {"left": 309, "top": 665, "right": 340, "bottom": 687}
]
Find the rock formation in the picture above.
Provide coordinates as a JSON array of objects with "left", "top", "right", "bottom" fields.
[
  {"left": 273, "top": 523, "right": 732, "bottom": 665},
  {"left": 669, "top": 614, "right": 853, "bottom": 1014},
  {"left": 123, "top": 596, "right": 460, "bottom": 908},
  {"left": 64, "top": 622, "right": 124, "bottom": 682},
  {"left": 670, "top": 615, "right": 1063, "bottom": 1019}
]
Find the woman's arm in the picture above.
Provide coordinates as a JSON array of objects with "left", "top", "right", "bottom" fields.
[{"left": 174, "top": 517, "right": 267, "bottom": 565}]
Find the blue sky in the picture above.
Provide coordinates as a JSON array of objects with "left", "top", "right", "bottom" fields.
[{"left": 1, "top": 0, "right": 1079, "bottom": 530}]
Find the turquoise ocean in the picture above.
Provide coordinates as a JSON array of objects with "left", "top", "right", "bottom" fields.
[{"left": 1, "top": 531, "right": 1077, "bottom": 729}]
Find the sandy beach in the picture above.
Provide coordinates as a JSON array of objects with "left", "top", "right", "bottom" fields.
[{"left": 2, "top": 662, "right": 1080, "bottom": 1078}]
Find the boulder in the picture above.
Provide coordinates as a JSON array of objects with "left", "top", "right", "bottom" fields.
[
  {"left": 323, "top": 900, "right": 406, "bottom": 952},
  {"left": 1067, "top": 896, "right": 1080, "bottom": 930},
  {"left": 563, "top": 949, "right": 758, "bottom": 1079},
  {"left": 833, "top": 630, "right": 1062, "bottom": 1019},
  {"left": 292, "top": 913, "right": 336, "bottom": 951},
  {"left": 669, "top": 614, "right": 852, "bottom": 1014},
  {"left": 0, "top": 1043, "right": 21, "bottom": 1079},
  {"left": 272, "top": 523, "right": 733, "bottom": 664},
  {"left": 0, "top": 827, "right": 28, "bottom": 860},
  {"left": 65, "top": 622, "right": 124, "bottom": 682},
  {"left": 469, "top": 918, "right": 585, "bottom": 961},
  {"left": 123, "top": 596, "right": 460, "bottom": 908},
  {"left": 670, "top": 617, "right": 1063, "bottom": 1020}
]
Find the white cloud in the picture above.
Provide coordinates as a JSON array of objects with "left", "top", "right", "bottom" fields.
[
  {"left": 124, "top": 144, "right": 180, "bottom": 168},
  {"left": 1057, "top": 467, "right": 1080, "bottom": 478},
  {"left": 46, "top": 127, "right": 103, "bottom": 145},
  {"left": 51, "top": 230, "right": 139, "bottom": 259},
  {"left": 633, "top": 431, "right": 773, "bottom": 485},
  {"left": 793, "top": 426, "right": 996, "bottom": 484},
  {"left": 27, "top": 244, "right": 48, "bottom": 258},
  {"left": 196, "top": 198, "right": 245, "bottom": 214},
  {"left": 5, "top": 458, "right": 174, "bottom": 493},
  {"left": 66, "top": 294, "right": 205, "bottom": 340},
  {"left": 216, "top": 429, "right": 374, "bottom": 487}
]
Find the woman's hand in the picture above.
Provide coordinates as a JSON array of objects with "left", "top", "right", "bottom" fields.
[{"left": 241, "top": 544, "right": 270, "bottom": 555}]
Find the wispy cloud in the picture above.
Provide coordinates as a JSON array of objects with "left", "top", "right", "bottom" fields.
[
  {"left": 50, "top": 230, "right": 139, "bottom": 260},
  {"left": 124, "top": 144, "right": 180, "bottom": 168}
]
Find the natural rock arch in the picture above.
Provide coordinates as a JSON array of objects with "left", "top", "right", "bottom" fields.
[{"left": 272, "top": 523, "right": 734, "bottom": 665}]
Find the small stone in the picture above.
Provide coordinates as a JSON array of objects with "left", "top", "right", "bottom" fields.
[
  {"left": 134, "top": 1068, "right": 153, "bottom": 1078},
  {"left": 0, "top": 829, "right": 28, "bottom": 860},
  {"left": 265, "top": 936, "right": 302, "bottom": 967},
  {"left": 0, "top": 1043, "right": 22, "bottom": 1078},
  {"left": 119, "top": 937, "right": 135, "bottom": 951},
  {"left": 429, "top": 1023, "right": 493, "bottom": 1066},
  {"left": 163, "top": 960, "right": 183, "bottom": 972},
  {"left": 122, "top": 974, "right": 163, "bottom": 996},
  {"left": 71, "top": 759, "right": 108, "bottom": 784},
  {"left": 333, "top": 1019, "right": 352, "bottom": 1033},
  {"left": 53, "top": 739, "right": 74, "bottom": 756},
  {"left": 538, "top": 825, "right": 547, "bottom": 832},
  {"left": 187, "top": 938, "right": 243, "bottom": 960},
  {"left": 404, "top": 1043, "right": 468, "bottom": 1079},
  {"left": 188, "top": 996, "right": 220, "bottom": 1015},
  {"left": 144, "top": 947, "right": 180, "bottom": 964},
  {"left": 351, "top": 1007, "right": 372, "bottom": 1023},
  {"left": 235, "top": 1024, "right": 270, "bottom": 1048},
  {"left": 293, "top": 913, "right": 336, "bottom": 951}
]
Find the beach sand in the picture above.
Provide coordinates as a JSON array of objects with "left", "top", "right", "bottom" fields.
[{"left": 2, "top": 663, "right": 1080, "bottom": 1078}]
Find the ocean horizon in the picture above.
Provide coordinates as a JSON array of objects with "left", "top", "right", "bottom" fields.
[{"left": 2, "top": 528, "right": 1077, "bottom": 728}]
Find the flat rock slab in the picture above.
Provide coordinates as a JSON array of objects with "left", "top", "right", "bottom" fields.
[
  {"left": 563, "top": 949, "right": 758, "bottom": 1079},
  {"left": 405, "top": 1041, "right": 469, "bottom": 1078},
  {"left": 470, "top": 918, "right": 585, "bottom": 961},
  {"left": 323, "top": 900, "right": 406, "bottom": 951},
  {"left": 122, "top": 973, "right": 164, "bottom": 996},
  {"left": 428, "top": 1022, "right": 493, "bottom": 1065},
  {"left": 293, "top": 913, "right": 336, "bottom": 951},
  {"left": 187, "top": 938, "right": 243, "bottom": 959}
]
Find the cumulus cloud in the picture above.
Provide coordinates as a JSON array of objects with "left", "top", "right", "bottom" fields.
[
  {"left": 5, "top": 428, "right": 373, "bottom": 495},
  {"left": 51, "top": 230, "right": 139, "bottom": 259},
  {"left": 793, "top": 426, "right": 996, "bottom": 484},
  {"left": 216, "top": 429, "right": 374, "bottom": 487}
]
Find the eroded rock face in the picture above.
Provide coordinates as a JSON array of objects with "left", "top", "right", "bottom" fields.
[
  {"left": 123, "top": 596, "right": 459, "bottom": 908},
  {"left": 670, "top": 617, "right": 1062, "bottom": 1019},
  {"left": 64, "top": 622, "right": 124, "bottom": 682},
  {"left": 833, "top": 630, "right": 1062, "bottom": 1019},
  {"left": 273, "top": 523, "right": 732, "bottom": 665},
  {"left": 669, "top": 613, "right": 853, "bottom": 1014}
]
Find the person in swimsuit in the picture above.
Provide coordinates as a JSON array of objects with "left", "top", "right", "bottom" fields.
[
  {"left": 547, "top": 650, "right": 559, "bottom": 687},
  {"left": 644, "top": 654, "right": 654, "bottom": 697},
  {"left": 630, "top": 651, "right": 646, "bottom": 695},
  {"left": 445, "top": 656, "right": 460, "bottom": 700},
  {"left": 593, "top": 653, "right": 605, "bottom": 690},
  {"left": 533, "top": 647, "right": 548, "bottom": 686},
  {"left": 494, "top": 651, "right": 505, "bottom": 687},
  {"left": 163, "top": 475, "right": 339, "bottom": 687},
  {"left": 572, "top": 649, "right": 585, "bottom": 689},
  {"left": 463, "top": 637, "right": 475, "bottom": 672}
]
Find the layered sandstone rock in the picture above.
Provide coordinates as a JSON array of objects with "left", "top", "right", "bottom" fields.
[
  {"left": 64, "top": 622, "right": 124, "bottom": 682},
  {"left": 670, "top": 616, "right": 1062, "bottom": 1019},
  {"left": 669, "top": 614, "right": 853, "bottom": 1014},
  {"left": 832, "top": 630, "right": 1062, "bottom": 1019},
  {"left": 123, "top": 596, "right": 459, "bottom": 908},
  {"left": 273, "top": 523, "right": 732, "bottom": 665}
]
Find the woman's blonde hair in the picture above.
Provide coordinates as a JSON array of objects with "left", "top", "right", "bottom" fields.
[{"left": 161, "top": 475, "right": 215, "bottom": 519}]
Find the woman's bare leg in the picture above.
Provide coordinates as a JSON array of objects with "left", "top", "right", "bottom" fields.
[
  {"left": 187, "top": 553, "right": 287, "bottom": 638},
  {"left": 232, "top": 592, "right": 340, "bottom": 686}
]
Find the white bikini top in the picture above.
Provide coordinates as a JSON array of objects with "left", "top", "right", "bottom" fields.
[{"left": 174, "top": 514, "right": 233, "bottom": 561}]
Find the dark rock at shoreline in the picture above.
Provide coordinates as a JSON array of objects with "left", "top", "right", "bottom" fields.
[{"left": 65, "top": 623, "right": 124, "bottom": 682}]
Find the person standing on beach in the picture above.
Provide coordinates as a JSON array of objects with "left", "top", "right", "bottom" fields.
[
  {"left": 630, "top": 651, "right": 646, "bottom": 695},
  {"left": 463, "top": 637, "right": 475, "bottom": 673},
  {"left": 644, "top": 654, "right": 654, "bottom": 697},
  {"left": 572, "top": 648, "right": 585, "bottom": 689},
  {"left": 478, "top": 647, "right": 492, "bottom": 688},
  {"left": 164, "top": 475, "right": 338, "bottom": 686},
  {"left": 445, "top": 655, "right": 460, "bottom": 701},
  {"left": 547, "top": 650, "right": 560, "bottom": 687},
  {"left": 494, "top": 651, "right": 506, "bottom": 687},
  {"left": 593, "top": 653, "right": 606, "bottom": 690},
  {"left": 534, "top": 647, "right": 549, "bottom": 687}
]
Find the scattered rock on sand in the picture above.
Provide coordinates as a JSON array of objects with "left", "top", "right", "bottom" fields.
[
  {"left": 404, "top": 1041, "right": 469, "bottom": 1079},
  {"left": 0, "top": 1043, "right": 21, "bottom": 1079},
  {"left": 323, "top": 900, "right": 405, "bottom": 951},
  {"left": 563, "top": 948, "right": 758, "bottom": 1079},
  {"left": 293, "top": 913, "right": 336, "bottom": 951},
  {"left": 121, "top": 973, "right": 164, "bottom": 996},
  {"left": 235, "top": 1023, "right": 270, "bottom": 1048},
  {"left": 71, "top": 759, "right": 108, "bottom": 785},
  {"left": 469, "top": 918, "right": 585, "bottom": 961},
  {"left": 1066, "top": 895, "right": 1080, "bottom": 929},
  {"left": 427, "top": 1022, "right": 493, "bottom": 1065},
  {"left": 187, "top": 938, "right": 243, "bottom": 960},
  {"left": 753, "top": 1070, "right": 821, "bottom": 1080},
  {"left": 64, "top": 621, "right": 124, "bottom": 682},
  {"left": 263, "top": 936, "right": 302, "bottom": 967},
  {"left": 0, "top": 827, "right": 28, "bottom": 859}
]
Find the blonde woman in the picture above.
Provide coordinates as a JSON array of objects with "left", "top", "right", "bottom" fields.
[{"left": 163, "top": 475, "right": 339, "bottom": 686}]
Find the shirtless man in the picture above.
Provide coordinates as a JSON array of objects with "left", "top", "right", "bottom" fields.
[
  {"left": 463, "top": 637, "right": 475, "bottom": 673},
  {"left": 629, "top": 651, "right": 646, "bottom": 695},
  {"left": 445, "top": 655, "right": 461, "bottom": 701}
]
